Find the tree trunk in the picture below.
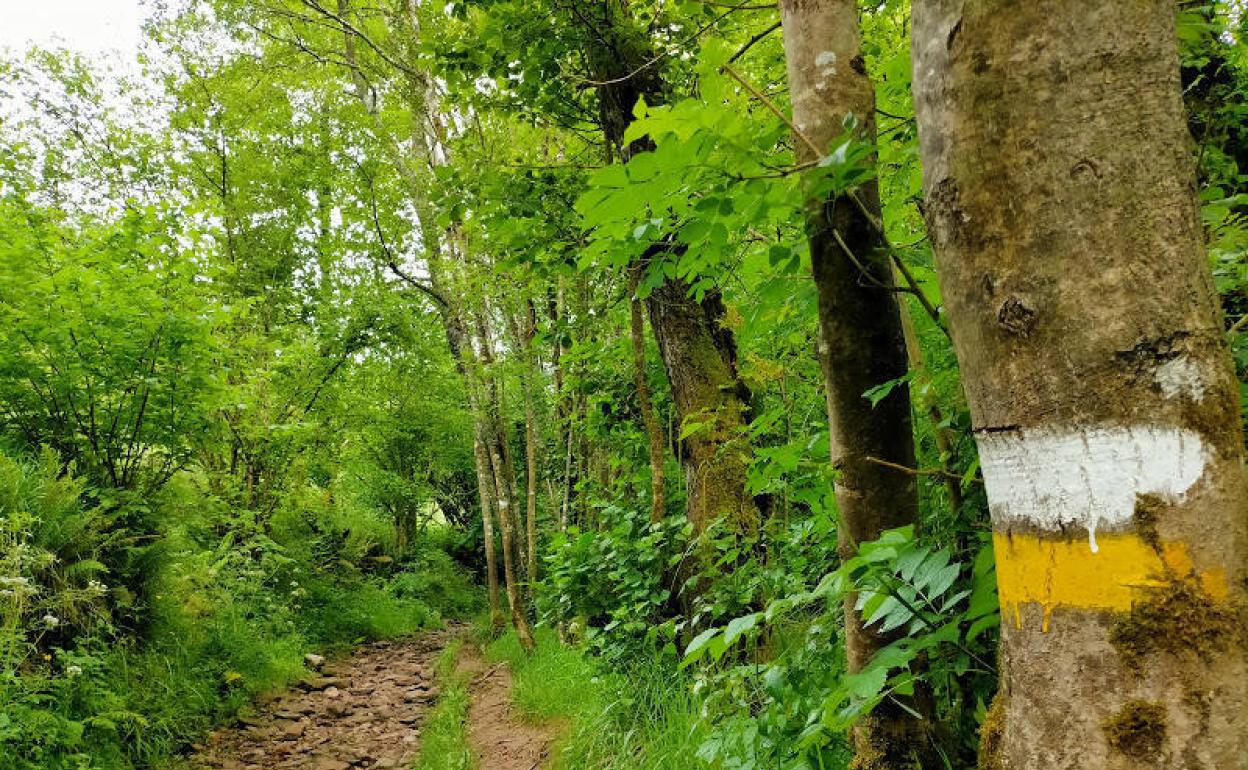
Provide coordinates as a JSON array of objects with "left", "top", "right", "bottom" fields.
[
  {"left": 511, "top": 302, "right": 542, "bottom": 586},
  {"left": 629, "top": 266, "right": 667, "bottom": 523},
  {"left": 779, "top": 2, "right": 936, "bottom": 766},
  {"left": 912, "top": 3, "right": 1248, "bottom": 768},
  {"left": 568, "top": 2, "right": 760, "bottom": 541},
  {"left": 341, "top": 0, "right": 513, "bottom": 637},
  {"left": 548, "top": 284, "right": 570, "bottom": 532},
  {"left": 645, "top": 280, "right": 758, "bottom": 536},
  {"left": 474, "top": 303, "right": 536, "bottom": 651},
  {"left": 472, "top": 430, "right": 504, "bottom": 633},
  {"left": 486, "top": 420, "right": 536, "bottom": 652}
]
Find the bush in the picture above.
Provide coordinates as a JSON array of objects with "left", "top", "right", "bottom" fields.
[{"left": 390, "top": 543, "right": 483, "bottom": 618}]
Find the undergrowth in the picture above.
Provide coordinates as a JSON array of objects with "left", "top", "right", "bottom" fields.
[
  {"left": 0, "top": 448, "right": 482, "bottom": 770},
  {"left": 485, "top": 627, "right": 705, "bottom": 770}
]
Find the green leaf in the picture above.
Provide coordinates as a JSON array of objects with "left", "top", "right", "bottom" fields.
[
  {"left": 681, "top": 627, "right": 722, "bottom": 668},
  {"left": 863, "top": 374, "right": 911, "bottom": 407}
]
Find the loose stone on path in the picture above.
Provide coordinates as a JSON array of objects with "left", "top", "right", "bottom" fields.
[{"left": 186, "top": 630, "right": 451, "bottom": 770}]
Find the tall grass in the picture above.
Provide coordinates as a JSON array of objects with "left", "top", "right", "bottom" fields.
[
  {"left": 412, "top": 641, "right": 475, "bottom": 770},
  {"left": 485, "top": 628, "right": 705, "bottom": 770}
]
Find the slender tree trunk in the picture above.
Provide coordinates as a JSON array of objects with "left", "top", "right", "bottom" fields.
[
  {"left": 629, "top": 266, "right": 666, "bottom": 523},
  {"left": 912, "top": 3, "right": 1248, "bottom": 768},
  {"left": 509, "top": 303, "right": 542, "bottom": 585},
  {"left": 779, "top": 3, "right": 936, "bottom": 766},
  {"left": 548, "top": 284, "right": 571, "bottom": 532},
  {"left": 472, "top": 430, "right": 504, "bottom": 632},
  {"left": 560, "top": 407, "right": 574, "bottom": 531},
  {"left": 521, "top": 358, "right": 540, "bottom": 585},
  {"left": 342, "top": 1, "right": 514, "bottom": 637},
  {"left": 484, "top": 416, "right": 534, "bottom": 653},
  {"left": 486, "top": 420, "right": 536, "bottom": 652},
  {"left": 474, "top": 303, "right": 536, "bottom": 651}
]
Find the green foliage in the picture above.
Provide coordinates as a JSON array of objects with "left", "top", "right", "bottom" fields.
[
  {"left": 2, "top": 1, "right": 1247, "bottom": 769},
  {"left": 487, "top": 628, "right": 705, "bottom": 770},
  {"left": 679, "top": 527, "right": 999, "bottom": 768},
  {"left": 538, "top": 504, "right": 689, "bottom": 659},
  {"left": 0, "top": 440, "right": 481, "bottom": 770}
]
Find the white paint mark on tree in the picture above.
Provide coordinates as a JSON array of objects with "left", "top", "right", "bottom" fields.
[
  {"left": 977, "top": 425, "right": 1207, "bottom": 551},
  {"left": 815, "top": 50, "right": 838, "bottom": 81},
  {"left": 1154, "top": 356, "right": 1207, "bottom": 401}
]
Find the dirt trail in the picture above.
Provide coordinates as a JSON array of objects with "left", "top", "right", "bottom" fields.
[
  {"left": 181, "top": 629, "right": 556, "bottom": 770},
  {"left": 458, "top": 649, "right": 555, "bottom": 770},
  {"left": 186, "top": 631, "right": 451, "bottom": 770}
]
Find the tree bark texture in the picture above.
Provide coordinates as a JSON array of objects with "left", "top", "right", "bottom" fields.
[
  {"left": 780, "top": 2, "right": 936, "bottom": 766},
  {"left": 570, "top": 2, "right": 761, "bottom": 540},
  {"left": 912, "top": 3, "right": 1248, "bottom": 768},
  {"left": 472, "top": 430, "right": 504, "bottom": 632},
  {"left": 509, "top": 303, "right": 542, "bottom": 585},
  {"left": 629, "top": 266, "right": 667, "bottom": 523},
  {"left": 645, "top": 280, "right": 759, "bottom": 535},
  {"left": 474, "top": 304, "right": 536, "bottom": 651}
]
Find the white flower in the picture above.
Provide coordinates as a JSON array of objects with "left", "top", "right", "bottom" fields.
[
  {"left": 42, "top": 613, "right": 60, "bottom": 628},
  {"left": 66, "top": 665, "right": 82, "bottom": 677}
]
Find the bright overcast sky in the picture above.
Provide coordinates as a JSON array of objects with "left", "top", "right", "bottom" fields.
[{"left": 0, "top": 0, "right": 145, "bottom": 57}]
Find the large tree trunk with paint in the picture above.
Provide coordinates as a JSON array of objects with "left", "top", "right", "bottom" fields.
[
  {"left": 779, "top": 1, "right": 936, "bottom": 766},
  {"left": 912, "top": 3, "right": 1248, "bottom": 767}
]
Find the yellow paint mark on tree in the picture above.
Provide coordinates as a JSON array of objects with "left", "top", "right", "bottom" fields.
[{"left": 994, "top": 532, "right": 1227, "bottom": 632}]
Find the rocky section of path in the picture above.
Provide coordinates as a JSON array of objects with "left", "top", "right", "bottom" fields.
[
  {"left": 458, "top": 649, "right": 555, "bottom": 770},
  {"left": 186, "top": 631, "right": 452, "bottom": 770}
]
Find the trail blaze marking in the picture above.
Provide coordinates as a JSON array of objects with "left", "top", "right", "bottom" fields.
[
  {"left": 977, "top": 424, "right": 1216, "bottom": 630},
  {"left": 994, "top": 532, "right": 1227, "bottom": 632},
  {"left": 977, "top": 425, "right": 1207, "bottom": 552}
]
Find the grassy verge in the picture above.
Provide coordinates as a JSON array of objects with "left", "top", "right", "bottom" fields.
[
  {"left": 484, "top": 628, "right": 705, "bottom": 770},
  {"left": 411, "top": 640, "right": 475, "bottom": 770}
]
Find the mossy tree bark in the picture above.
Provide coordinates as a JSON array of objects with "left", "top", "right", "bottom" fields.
[
  {"left": 645, "top": 279, "right": 758, "bottom": 536},
  {"left": 912, "top": 3, "right": 1248, "bottom": 767},
  {"left": 629, "top": 266, "right": 667, "bottom": 524},
  {"left": 572, "top": 2, "right": 760, "bottom": 540},
  {"left": 779, "top": 2, "right": 936, "bottom": 767}
]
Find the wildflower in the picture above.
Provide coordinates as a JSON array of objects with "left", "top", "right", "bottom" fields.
[
  {"left": 66, "top": 665, "right": 82, "bottom": 677},
  {"left": 42, "top": 613, "right": 60, "bottom": 628}
]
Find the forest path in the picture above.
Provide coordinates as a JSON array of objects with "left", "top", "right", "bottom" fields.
[
  {"left": 185, "top": 630, "right": 453, "bottom": 770},
  {"left": 458, "top": 646, "right": 556, "bottom": 770}
]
